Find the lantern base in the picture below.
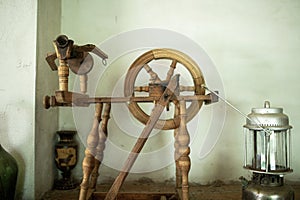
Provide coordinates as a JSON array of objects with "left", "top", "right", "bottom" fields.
[{"left": 242, "top": 173, "right": 294, "bottom": 200}]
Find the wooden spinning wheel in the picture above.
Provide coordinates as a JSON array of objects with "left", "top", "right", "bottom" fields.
[
  {"left": 43, "top": 35, "right": 218, "bottom": 200},
  {"left": 124, "top": 48, "right": 205, "bottom": 130}
]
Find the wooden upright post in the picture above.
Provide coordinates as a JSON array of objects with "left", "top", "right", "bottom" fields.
[
  {"left": 90, "top": 103, "right": 111, "bottom": 189},
  {"left": 178, "top": 100, "right": 191, "bottom": 200},
  {"left": 174, "top": 101, "right": 182, "bottom": 189},
  {"left": 57, "top": 59, "right": 69, "bottom": 91},
  {"left": 79, "top": 104, "right": 103, "bottom": 200},
  {"left": 52, "top": 35, "right": 73, "bottom": 92}
]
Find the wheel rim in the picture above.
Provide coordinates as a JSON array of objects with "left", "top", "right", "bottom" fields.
[{"left": 124, "top": 48, "right": 205, "bottom": 130}]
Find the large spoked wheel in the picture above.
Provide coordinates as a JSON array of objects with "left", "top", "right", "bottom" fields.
[{"left": 124, "top": 48, "right": 205, "bottom": 130}]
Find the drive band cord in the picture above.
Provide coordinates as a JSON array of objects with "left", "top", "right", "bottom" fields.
[{"left": 201, "top": 84, "right": 272, "bottom": 136}]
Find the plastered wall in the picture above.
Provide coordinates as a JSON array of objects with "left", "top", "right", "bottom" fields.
[
  {"left": 60, "top": 0, "right": 300, "bottom": 184},
  {"left": 0, "top": 0, "right": 61, "bottom": 199},
  {"left": 0, "top": 0, "right": 37, "bottom": 198}
]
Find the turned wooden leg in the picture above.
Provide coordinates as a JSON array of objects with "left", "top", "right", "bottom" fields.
[
  {"left": 175, "top": 132, "right": 182, "bottom": 189},
  {"left": 90, "top": 103, "right": 111, "bottom": 189},
  {"left": 79, "top": 150, "right": 96, "bottom": 200},
  {"left": 174, "top": 101, "right": 182, "bottom": 189},
  {"left": 79, "top": 104, "right": 103, "bottom": 200},
  {"left": 89, "top": 159, "right": 100, "bottom": 191},
  {"left": 178, "top": 100, "right": 190, "bottom": 200}
]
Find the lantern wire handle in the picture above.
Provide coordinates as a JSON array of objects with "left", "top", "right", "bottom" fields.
[{"left": 201, "top": 84, "right": 272, "bottom": 135}]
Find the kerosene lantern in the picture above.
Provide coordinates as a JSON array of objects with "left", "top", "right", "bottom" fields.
[{"left": 242, "top": 101, "right": 294, "bottom": 199}]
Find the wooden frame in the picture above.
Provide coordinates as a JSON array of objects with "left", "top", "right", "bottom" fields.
[{"left": 43, "top": 35, "right": 218, "bottom": 200}]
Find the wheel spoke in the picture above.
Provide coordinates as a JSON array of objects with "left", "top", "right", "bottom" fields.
[
  {"left": 143, "top": 64, "right": 161, "bottom": 83},
  {"left": 180, "top": 86, "right": 195, "bottom": 92},
  {"left": 165, "top": 60, "right": 177, "bottom": 81}
]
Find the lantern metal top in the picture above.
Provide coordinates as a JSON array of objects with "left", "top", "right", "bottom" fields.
[{"left": 244, "top": 101, "right": 292, "bottom": 130}]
